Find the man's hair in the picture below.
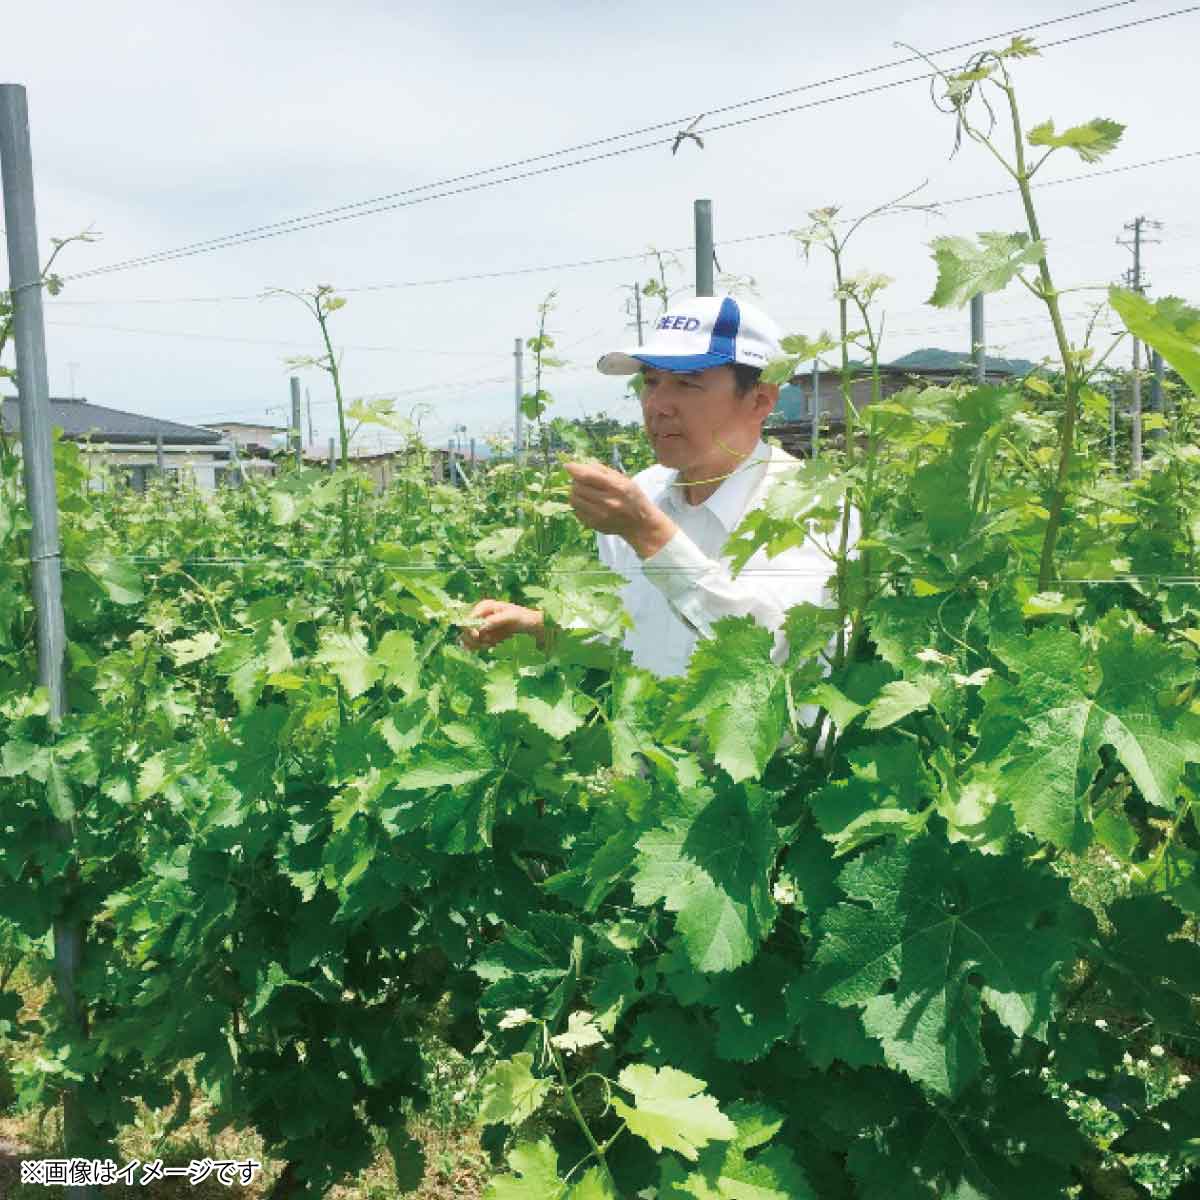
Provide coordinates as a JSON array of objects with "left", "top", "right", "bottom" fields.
[{"left": 731, "top": 363, "right": 763, "bottom": 396}]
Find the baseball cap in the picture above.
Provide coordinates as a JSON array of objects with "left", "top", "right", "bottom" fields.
[{"left": 596, "top": 293, "right": 782, "bottom": 376}]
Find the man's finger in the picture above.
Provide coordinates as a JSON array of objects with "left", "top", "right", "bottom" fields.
[{"left": 565, "top": 460, "right": 618, "bottom": 484}]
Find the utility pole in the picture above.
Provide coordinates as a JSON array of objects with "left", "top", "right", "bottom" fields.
[
  {"left": 634, "top": 282, "right": 644, "bottom": 345},
  {"left": 155, "top": 432, "right": 165, "bottom": 478},
  {"left": 1117, "top": 215, "right": 1163, "bottom": 476},
  {"left": 513, "top": 336, "right": 524, "bottom": 466},
  {"left": 1, "top": 82, "right": 93, "bottom": 1199},
  {"left": 305, "top": 386, "right": 314, "bottom": 444},
  {"left": 970, "top": 294, "right": 986, "bottom": 384},
  {"left": 328, "top": 436, "right": 335, "bottom": 469},
  {"left": 289, "top": 375, "right": 302, "bottom": 465},
  {"left": 694, "top": 199, "right": 714, "bottom": 297}
]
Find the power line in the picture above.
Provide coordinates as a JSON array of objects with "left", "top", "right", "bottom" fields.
[
  {"left": 42, "top": 318, "right": 513, "bottom": 357},
  {"left": 57, "top": 4, "right": 1195, "bottom": 282},
  {"left": 47, "top": 149, "right": 1200, "bottom": 308}
]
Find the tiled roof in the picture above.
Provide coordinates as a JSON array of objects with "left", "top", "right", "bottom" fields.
[{"left": 1, "top": 397, "right": 221, "bottom": 444}]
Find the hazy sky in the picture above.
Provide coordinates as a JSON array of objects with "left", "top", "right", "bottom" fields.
[{"left": 3, "top": 0, "right": 1197, "bottom": 451}]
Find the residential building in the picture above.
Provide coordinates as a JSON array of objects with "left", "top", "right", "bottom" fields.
[
  {"left": 1, "top": 395, "right": 235, "bottom": 490},
  {"left": 765, "top": 348, "right": 1037, "bottom": 457}
]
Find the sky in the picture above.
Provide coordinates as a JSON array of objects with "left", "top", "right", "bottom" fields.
[{"left": 2, "top": 0, "right": 1198, "bottom": 453}]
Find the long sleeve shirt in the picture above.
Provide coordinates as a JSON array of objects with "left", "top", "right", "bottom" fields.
[{"left": 593, "top": 438, "right": 851, "bottom": 687}]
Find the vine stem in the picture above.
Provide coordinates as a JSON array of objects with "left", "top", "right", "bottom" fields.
[
  {"left": 992, "top": 73, "right": 1079, "bottom": 590},
  {"left": 549, "top": 1040, "right": 616, "bottom": 1184}
]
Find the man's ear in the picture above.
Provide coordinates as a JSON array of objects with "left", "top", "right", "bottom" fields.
[{"left": 752, "top": 381, "right": 780, "bottom": 422}]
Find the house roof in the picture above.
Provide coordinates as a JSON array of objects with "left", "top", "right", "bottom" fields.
[
  {"left": 201, "top": 420, "right": 288, "bottom": 432},
  {"left": 1, "top": 397, "right": 221, "bottom": 445},
  {"left": 887, "top": 347, "right": 1036, "bottom": 374}
]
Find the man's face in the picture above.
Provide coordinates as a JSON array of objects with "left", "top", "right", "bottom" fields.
[{"left": 639, "top": 364, "right": 760, "bottom": 471}]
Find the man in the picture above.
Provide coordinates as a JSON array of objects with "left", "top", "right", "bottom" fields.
[{"left": 461, "top": 294, "right": 845, "bottom": 680}]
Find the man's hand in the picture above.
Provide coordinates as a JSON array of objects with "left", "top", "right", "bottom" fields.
[
  {"left": 460, "top": 599, "right": 547, "bottom": 652},
  {"left": 564, "top": 460, "right": 677, "bottom": 559}
]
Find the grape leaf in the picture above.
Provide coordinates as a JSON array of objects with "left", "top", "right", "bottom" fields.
[
  {"left": 168, "top": 631, "right": 220, "bottom": 666},
  {"left": 927, "top": 232, "right": 1045, "bottom": 308},
  {"left": 670, "top": 617, "right": 787, "bottom": 782},
  {"left": 1108, "top": 287, "right": 1200, "bottom": 397},
  {"left": 477, "top": 1053, "right": 553, "bottom": 1126},
  {"left": 612, "top": 1064, "right": 736, "bottom": 1161},
  {"left": 989, "top": 617, "right": 1200, "bottom": 846},
  {"left": 659, "top": 1102, "right": 816, "bottom": 1198},
  {"left": 1027, "top": 117, "right": 1124, "bottom": 162},
  {"left": 1113, "top": 1080, "right": 1200, "bottom": 1161},
  {"left": 814, "top": 839, "right": 1082, "bottom": 1097},
  {"left": 845, "top": 1073, "right": 1084, "bottom": 1199},
  {"left": 484, "top": 1139, "right": 566, "bottom": 1200},
  {"left": 375, "top": 630, "right": 419, "bottom": 694},
  {"left": 632, "top": 785, "right": 779, "bottom": 973},
  {"left": 314, "top": 628, "right": 381, "bottom": 699},
  {"left": 864, "top": 680, "right": 932, "bottom": 730},
  {"left": 386, "top": 1124, "right": 425, "bottom": 1192},
  {"left": 549, "top": 1010, "right": 606, "bottom": 1054}
]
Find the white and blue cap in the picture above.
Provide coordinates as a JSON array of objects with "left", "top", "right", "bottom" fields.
[{"left": 597, "top": 293, "right": 782, "bottom": 376}]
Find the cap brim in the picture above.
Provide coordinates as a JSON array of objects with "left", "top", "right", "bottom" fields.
[{"left": 596, "top": 350, "right": 734, "bottom": 376}]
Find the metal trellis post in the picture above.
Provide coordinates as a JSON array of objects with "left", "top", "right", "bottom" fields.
[
  {"left": 289, "top": 375, "right": 302, "bottom": 465},
  {"left": 0, "top": 81, "right": 93, "bottom": 1199},
  {"left": 694, "top": 199, "right": 714, "bottom": 297},
  {"left": 513, "top": 336, "right": 524, "bottom": 467},
  {"left": 970, "top": 294, "right": 985, "bottom": 384}
]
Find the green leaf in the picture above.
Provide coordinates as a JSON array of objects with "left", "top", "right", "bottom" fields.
[
  {"left": 1027, "top": 117, "right": 1124, "bottom": 163},
  {"left": 375, "top": 630, "right": 419, "bottom": 694},
  {"left": 814, "top": 839, "right": 1082, "bottom": 1098},
  {"left": 659, "top": 1102, "right": 817, "bottom": 1198},
  {"left": 45, "top": 753, "right": 75, "bottom": 822},
  {"left": 314, "top": 628, "right": 381, "bottom": 699},
  {"left": 568, "top": 1169, "right": 617, "bottom": 1200},
  {"left": 84, "top": 556, "right": 143, "bottom": 604},
  {"left": 612, "top": 1064, "right": 736, "bottom": 1162},
  {"left": 477, "top": 1053, "right": 553, "bottom": 1127},
  {"left": 989, "top": 615, "right": 1200, "bottom": 846},
  {"left": 484, "top": 1139, "right": 566, "bottom": 1200},
  {"left": 475, "top": 526, "right": 523, "bottom": 563},
  {"left": 1113, "top": 1081, "right": 1200, "bottom": 1162},
  {"left": 168, "top": 631, "right": 221, "bottom": 666},
  {"left": 671, "top": 616, "right": 787, "bottom": 782},
  {"left": 549, "top": 1010, "right": 606, "bottom": 1054},
  {"left": 387, "top": 1124, "right": 425, "bottom": 1192},
  {"left": 1108, "top": 287, "right": 1200, "bottom": 397},
  {"left": 927, "top": 232, "right": 1045, "bottom": 308},
  {"left": 864, "top": 680, "right": 931, "bottom": 730},
  {"left": 632, "top": 785, "right": 778, "bottom": 973}
]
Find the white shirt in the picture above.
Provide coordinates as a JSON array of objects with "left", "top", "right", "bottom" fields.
[{"left": 594, "top": 438, "right": 851, "bottom": 681}]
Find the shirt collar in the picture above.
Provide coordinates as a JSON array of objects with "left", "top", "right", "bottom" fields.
[{"left": 659, "top": 438, "right": 772, "bottom": 533}]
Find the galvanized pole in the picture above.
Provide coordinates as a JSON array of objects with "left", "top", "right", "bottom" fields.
[
  {"left": 305, "top": 386, "right": 314, "bottom": 445},
  {"left": 469, "top": 436, "right": 476, "bottom": 472},
  {"left": 289, "top": 376, "right": 302, "bottom": 465},
  {"left": 1149, "top": 350, "right": 1166, "bottom": 443},
  {"left": 155, "top": 432, "right": 165, "bottom": 477},
  {"left": 1118, "top": 215, "right": 1162, "bottom": 477},
  {"left": 634, "top": 283, "right": 644, "bottom": 345},
  {"left": 513, "top": 336, "right": 524, "bottom": 466},
  {"left": 1, "top": 82, "right": 92, "bottom": 1199},
  {"left": 694, "top": 199, "right": 714, "bottom": 297},
  {"left": 970, "top": 294, "right": 985, "bottom": 384},
  {"left": 811, "top": 358, "right": 821, "bottom": 460},
  {"left": 328, "top": 436, "right": 335, "bottom": 469}
]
